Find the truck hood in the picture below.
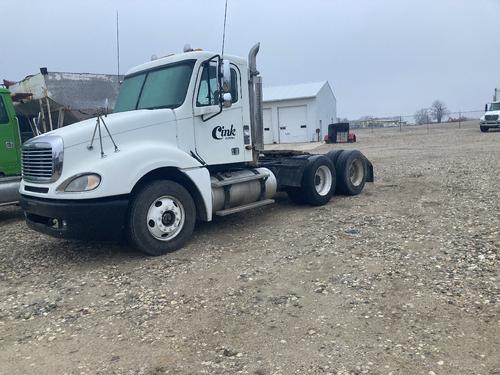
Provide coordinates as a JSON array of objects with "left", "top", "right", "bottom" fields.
[
  {"left": 37, "top": 109, "right": 176, "bottom": 148},
  {"left": 483, "top": 110, "right": 500, "bottom": 117}
]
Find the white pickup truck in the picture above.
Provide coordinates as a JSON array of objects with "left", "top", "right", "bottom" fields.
[{"left": 19, "top": 44, "right": 373, "bottom": 255}]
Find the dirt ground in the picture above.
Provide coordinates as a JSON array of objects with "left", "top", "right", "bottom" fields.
[{"left": 0, "top": 121, "right": 498, "bottom": 375}]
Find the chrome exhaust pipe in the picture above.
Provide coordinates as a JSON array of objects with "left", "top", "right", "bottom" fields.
[
  {"left": 248, "top": 43, "right": 263, "bottom": 159},
  {"left": 248, "top": 43, "right": 260, "bottom": 77}
]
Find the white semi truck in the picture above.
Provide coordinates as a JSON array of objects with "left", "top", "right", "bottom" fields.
[
  {"left": 480, "top": 87, "right": 500, "bottom": 132},
  {"left": 19, "top": 44, "right": 373, "bottom": 255}
]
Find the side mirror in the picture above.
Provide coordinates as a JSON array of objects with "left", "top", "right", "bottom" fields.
[
  {"left": 222, "top": 92, "right": 232, "bottom": 108},
  {"left": 485, "top": 104, "right": 488, "bottom": 112},
  {"left": 221, "top": 59, "right": 231, "bottom": 93}
]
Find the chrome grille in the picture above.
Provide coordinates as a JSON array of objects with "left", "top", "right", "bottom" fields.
[
  {"left": 485, "top": 114, "right": 498, "bottom": 121},
  {"left": 22, "top": 146, "right": 53, "bottom": 181},
  {"left": 22, "top": 136, "right": 64, "bottom": 183}
]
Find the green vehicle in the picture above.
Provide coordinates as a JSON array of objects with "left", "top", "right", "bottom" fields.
[{"left": 0, "top": 88, "right": 34, "bottom": 205}]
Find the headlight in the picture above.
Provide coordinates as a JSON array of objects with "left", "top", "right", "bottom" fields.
[{"left": 57, "top": 173, "right": 101, "bottom": 192}]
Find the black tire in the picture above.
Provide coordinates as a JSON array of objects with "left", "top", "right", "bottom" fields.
[
  {"left": 286, "top": 187, "right": 306, "bottom": 205},
  {"left": 336, "top": 150, "right": 368, "bottom": 195},
  {"left": 480, "top": 126, "right": 489, "bottom": 133},
  {"left": 128, "top": 180, "right": 196, "bottom": 256},
  {"left": 326, "top": 149, "right": 344, "bottom": 166},
  {"left": 301, "top": 155, "right": 336, "bottom": 206}
]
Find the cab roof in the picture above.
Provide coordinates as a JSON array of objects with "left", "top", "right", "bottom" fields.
[{"left": 126, "top": 50, "right": 247, "bottom": 77}]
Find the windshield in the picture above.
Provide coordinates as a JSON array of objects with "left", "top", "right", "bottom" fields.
[
  {"left": 488, "top": 102, "right": 500, "bottom": 111},
  {"left": 114, "top": 60, "right": 195, "bottom": 112}
]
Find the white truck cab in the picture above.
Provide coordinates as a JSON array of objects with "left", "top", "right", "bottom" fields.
[
  {"left": 480, "top": 101, "right": 500, "bottom": 132},
  {"left": 20, "top": 44, "right": 374, "bottom": 255}
]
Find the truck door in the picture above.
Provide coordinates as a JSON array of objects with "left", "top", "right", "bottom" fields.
[
  {"left": 192, "top": 59, "right": 244, "bottom": 166},
  {"left": 0, "top": 94, "right": 21, "bottom": 176}
]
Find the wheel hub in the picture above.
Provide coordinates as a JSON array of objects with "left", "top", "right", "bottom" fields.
[
  {"left": 349, "top": 159, "right": 364, "bottom": 186},
  {"left": 314, "top": 165, "right": 333, "bottom": 196},
  {"left": 162, "top": 211, "right": 175, "bottom": 226},
  {"left": 146, "top": 195, "right": 185, "bottom": 241}
]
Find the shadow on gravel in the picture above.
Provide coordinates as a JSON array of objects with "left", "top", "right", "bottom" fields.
[
  {"left": 44, "top": 240, "right": 144, "bottom": 262},
  {"left": 6, "top": 193, "right": 333, "bottom": 267},
  {"left": 193, "top": 192, "right": 319, "bottom": 237},
  {"left": 5, "top": 238, "right": 148, "bottom": 271},
  {"left": 0, "top": 206, "right": 24, "bottom": 223}
]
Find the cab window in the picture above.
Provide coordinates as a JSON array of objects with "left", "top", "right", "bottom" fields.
[
  {"left": 114, "top": 60, "right": 195, "bottom": 112},
  {"left": 196, "top": 62, "right": 219, "bottom": 107},
  {"left": 0, "top": 97, "right": 9, "bottom": 124},
  {"left": 196, "top": 64, "right": 239, "bottom": 107}
]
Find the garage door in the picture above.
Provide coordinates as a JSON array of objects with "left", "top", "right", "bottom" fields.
[
  {"left": 263, "top": 108, "right": 273, "bottom": 144},
  {"left": 278, "top": 105, "right": 307, "bottom": 143}
]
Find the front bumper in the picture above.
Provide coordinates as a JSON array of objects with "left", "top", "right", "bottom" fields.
[
  {"left": 481, "top": 121, "right": 500, "bottom": 128},
  {"left": 20, "top": 195, "right": 129, "bottom": 241}
]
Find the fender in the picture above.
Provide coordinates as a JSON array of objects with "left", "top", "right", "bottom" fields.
[{"left": 20, "top": 142, "right": 204, "bottom": 200}]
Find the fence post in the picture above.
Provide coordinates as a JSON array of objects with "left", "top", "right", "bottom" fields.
[
  {"left": 399, "top": 116, "right": 402, "bottom": 132},
  {"left": 458, "top": 111, "right": 461, "bottom": 129}
]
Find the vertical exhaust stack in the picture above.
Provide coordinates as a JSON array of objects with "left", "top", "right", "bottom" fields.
[{"left": 248, "top": 43, "right": 264, "bottom": 163}]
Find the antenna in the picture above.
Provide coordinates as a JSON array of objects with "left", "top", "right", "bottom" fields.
[
  {"left": 221, "top": 0, "right": 228, "bottom": 57},
  {"left": 116, "top": 10, "right": 120, "bottom": 83}
]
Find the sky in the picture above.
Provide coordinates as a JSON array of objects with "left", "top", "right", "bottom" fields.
[{"left": 1, "top": 0, "right": 499, "bottom": 119}]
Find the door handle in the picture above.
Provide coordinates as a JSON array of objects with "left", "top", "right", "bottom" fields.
[
  {"left": 280, "top": 126, "right": 286, "bottom": 130},
  {"left": 5, "top": 141, "right": 14, "bottom": 149}
]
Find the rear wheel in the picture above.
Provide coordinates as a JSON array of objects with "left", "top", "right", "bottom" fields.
[
  {"left": 128, "top": 180, "right": 196, "bottom": 256},
  {"left": 336, "top": 150, "right": 368, "bottom": 195},
  {"left": 326, "top": 149, "right": 344, "bottom": 166},
  {"left": 288, "top": 156, "right": 336, "bottom": 206},
  {"left": 480, "top": 126, "right": 489, "bottom": 132}
]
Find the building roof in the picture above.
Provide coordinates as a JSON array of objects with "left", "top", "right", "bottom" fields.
[{"left": 263, "top": 81, "right": 329, "bottom": 102}]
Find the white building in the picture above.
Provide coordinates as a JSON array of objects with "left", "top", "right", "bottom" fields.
[{"left": 262, "top": 81, "right": 337, "bottom": 144}]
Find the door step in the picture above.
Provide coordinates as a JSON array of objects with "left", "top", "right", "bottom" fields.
[{"left": 215, "top": 199, "right": 275, "bottom": 216}]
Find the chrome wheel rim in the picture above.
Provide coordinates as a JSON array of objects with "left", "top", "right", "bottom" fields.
[
  {"left": 146, "top": 195, "right": 185, "bottom": 241},
  {"left": 349, "top": 159, "right": 364, "bottom": 186},
  {"left": 314, "top": 165, "right": 333, "bottom": 196}
]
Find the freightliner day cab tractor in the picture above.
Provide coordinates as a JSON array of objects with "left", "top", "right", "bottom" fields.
[{"left": 20, "top": 44, "right": 374, "bottom": 255}]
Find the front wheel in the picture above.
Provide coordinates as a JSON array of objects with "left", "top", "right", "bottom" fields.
[
  {"left": 480, "top": 126, "right": 489, "bottom": 133},
  {"left": 128, "top": 180, "right": 196, "bottom": 256}
]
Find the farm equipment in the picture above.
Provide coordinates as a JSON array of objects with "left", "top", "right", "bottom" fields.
[{"left": 324, "top": 122, "right": 356, "bottom": 143}]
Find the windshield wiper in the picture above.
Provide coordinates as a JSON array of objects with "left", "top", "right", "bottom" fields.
[{"left": 142, "top": 104, "right": 181, "bottom": 110}]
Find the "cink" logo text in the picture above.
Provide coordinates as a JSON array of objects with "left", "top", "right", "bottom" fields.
[{"left": 212, "top": 124, "right": 236, "bottom": 140}]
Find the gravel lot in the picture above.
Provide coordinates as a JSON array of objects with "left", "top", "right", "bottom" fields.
[{"left": 0, "top": 121, "right": 498, "bottom": 374}]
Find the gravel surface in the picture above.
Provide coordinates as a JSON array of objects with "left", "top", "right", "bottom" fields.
[{"left": 0, "top": 121, "right": 498, "bottom": 374}]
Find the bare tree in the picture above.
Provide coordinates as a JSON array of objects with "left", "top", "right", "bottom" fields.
[
  {"left": 430, "top": 100, "right": 449, "bottom": 123},
  {"left": 414, "top": 108, "right": 430, "bottom": 125}
]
